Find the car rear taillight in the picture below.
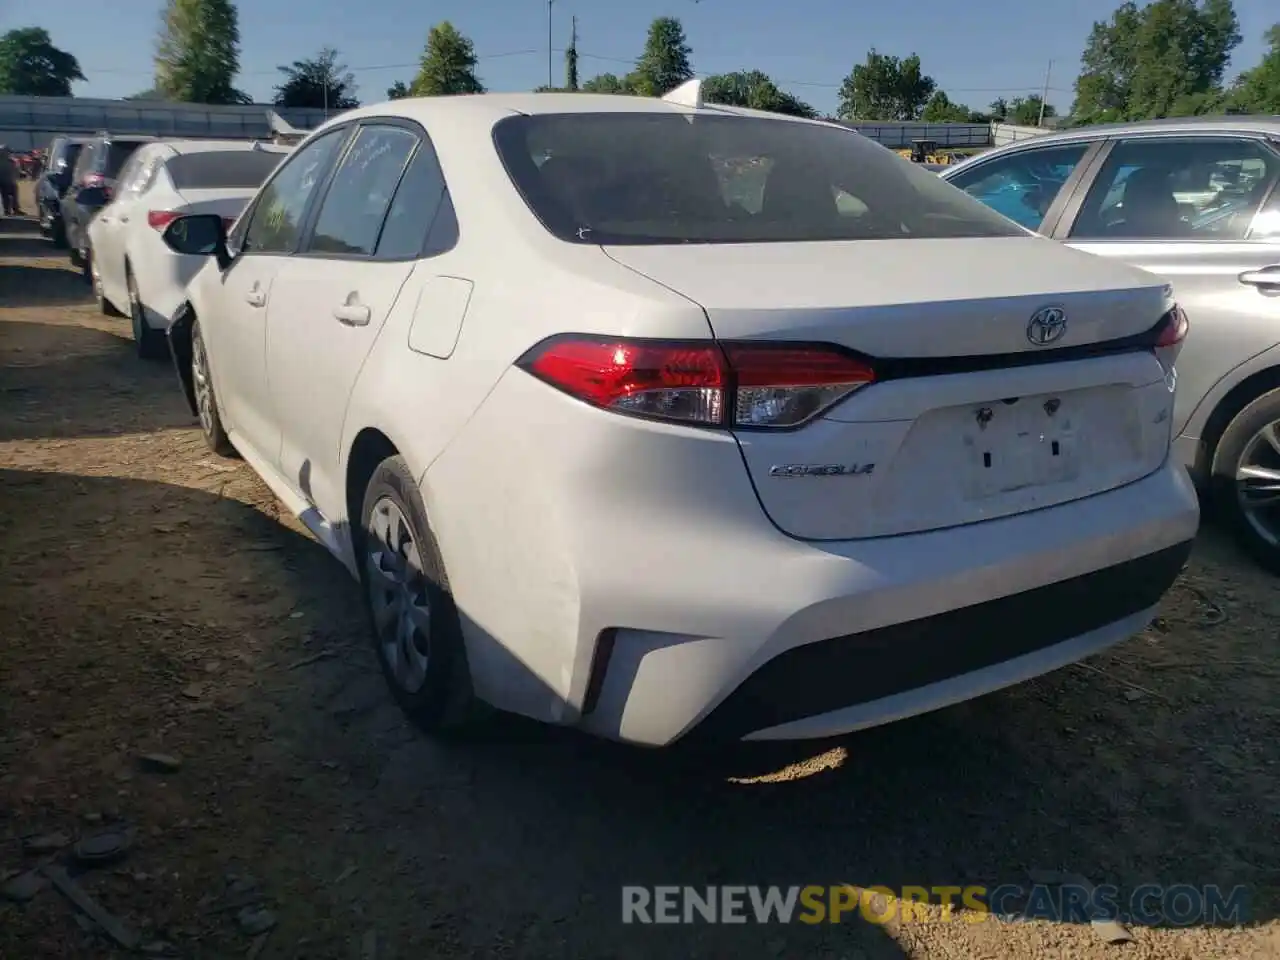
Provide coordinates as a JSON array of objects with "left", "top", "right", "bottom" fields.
[
  {"left": 147, "top": 210, "right": 183, "bottom": 231},
  {"left": 517, "top": 336, "right": 875, "bottom": 429},
  {"left": 1154, "top": 305, "right": 1189, "bottom": 347}
]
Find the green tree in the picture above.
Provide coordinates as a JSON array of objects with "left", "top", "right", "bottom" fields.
[
  {"left": 125, "top": 88, "right": 164, "bottom": 100},
  {"left": 386, "top": 80, "right": 410, "bottom": 100},
  {"left": 273, "top": 48, "right": 358, "bottom": 109},
  {"left": 837, "top": 50, "right": 936, "bottom": 120},
  {"left": 920, "top": 90, "right": 974, "bottom": 122},
  {"left": 1071, "top": 0, "right": 1240, "bottom": 123},
  {"left": 1008, "top": 94, "right": 1056, "bottom": 125},
  {"left": 155, "top": 0, "right": 247, "bottom": 104},
  {"left": 630, "top": 17, "right": 693, "bottom": 96},
  {"left": 410, "top": 21, "right": 484, "bottom": 96},
  {"left": 581, "top": 72, "right": 632, "bottom": 94},
  {"left": 986, "top": 97, "right": 1010, "bottom": 121},
  {"left": 702, "top": 70, "right": 816, "bottom": 117},
  {"left": 1229, "top": 23, "right": 1280, "bottom": 113},
  {"left": 0, "top": 27, "right": 85, "bottom": 96}
]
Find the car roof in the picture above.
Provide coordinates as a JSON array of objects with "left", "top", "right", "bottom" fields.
[
  {"left": 988, "top": 115, "right": 1280, "bottom": 150},
  {"left": 160, "top": 139, "right": 292, "bottom": 156},
  {"left": 326, "top": 91, "right": 840, "bottom": 130}
]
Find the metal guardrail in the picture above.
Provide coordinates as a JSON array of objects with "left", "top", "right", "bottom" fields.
[{"left": 0, "top": 95, "right": 336, "bottom": 151}]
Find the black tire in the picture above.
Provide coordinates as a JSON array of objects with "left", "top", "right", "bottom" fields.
[
  {"left": 126, "top": 265, "right": 166, "bottom": 359},
  {"left": 90, "top": 249, "right": 124, "bottom": 318},
  {"left": 69, "top": 241, "right": 83, "bottom": 269},
  {"left": 190, "top": 318, "right": 235, "bottom": 457},
  {"left": 359, "top": 455, "right": 479, "bottom": 733},
  {"left": 1210, "top": 386, "right": 1280, "bottom": 575}
]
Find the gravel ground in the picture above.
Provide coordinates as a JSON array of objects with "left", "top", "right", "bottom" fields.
[{"left": 1, "top": 181, "right": 1278, "bottom": 959}]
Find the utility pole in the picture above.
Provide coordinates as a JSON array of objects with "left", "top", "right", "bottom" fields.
[
  {"left": 547, "top": 0, "right": 555, "bottom": 90},
  {"left": 1037, "top": 59, "right": 1053, "bottom": 127},
  {"left": 567, "top": 15, "right": 578, "bottom": 90}
]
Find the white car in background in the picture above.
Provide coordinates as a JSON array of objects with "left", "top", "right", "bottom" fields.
[
  {"left": 85, "top": 139, "right": 291, "bottom": 358},
  {"left": 156, "top": 85, "right": 1198, "bottom": 747}
]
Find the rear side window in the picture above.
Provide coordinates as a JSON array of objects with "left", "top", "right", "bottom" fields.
[
  {"left": 306, "top": 126, "right": 418, "bottom": 257},
  {"left": 103, "top": 141, "right": 150, "bottom": 179},
  {"left": 946, "top": 143, "right": 1091, "bottom": 231},
  {"left": 492, "top": 113, "right": 1023, "bottom": 245},
  {"left": 166, "top": 150, "right": 287, "bottom": 190},
  {"left": 71, "top": 143, "right": 97, "bottom": 182}
]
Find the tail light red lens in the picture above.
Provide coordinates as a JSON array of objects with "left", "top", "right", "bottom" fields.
[
  {"left": 147, "top": 210, "right": 182, "bottom": 231},
  {"left": 1154, "top": 305, "right": 1189, "bottom": 348},
  {"left": 517, "top": 336, "right": 875, "bottom": 429}
]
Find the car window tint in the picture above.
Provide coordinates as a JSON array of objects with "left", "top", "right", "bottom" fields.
[
  {"left": 242, "top": 128, "right": 347, "bottom": 255},
  {"left": 307, "top": 126, "right": 418, "bottom": 257},
  {"left": 375, "top": 138, "right": 449, "bottom": 259},
  {"left": 493, "top": 113, "right": 1023, "bottom": 245},
  {"left": 166, "top": 150, "right": 287, "bottom": 190},
  {"left": 1071, "top": 138, "right": 1280, "bottom": 241},
  {"left": 103, "top": 141, "right": 149, "bottom": 179},
  {"left": 71, "top": 143, "right": 96, "bottom": 183},
  {"left": 947, "top": 143, "right": 1090, "bottom": 231}
]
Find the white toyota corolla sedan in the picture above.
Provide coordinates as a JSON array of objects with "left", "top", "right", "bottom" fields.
[{"left": 158, "top": 83, "right": 1200, "bottom": 747}]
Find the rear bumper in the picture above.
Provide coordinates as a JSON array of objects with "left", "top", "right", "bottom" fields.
[
  {"left": 423, "top": 368, "right": 1201, "bottom": 747},
  {"left": 685, "top": 540, "right": 1189, "bottom": 743}
]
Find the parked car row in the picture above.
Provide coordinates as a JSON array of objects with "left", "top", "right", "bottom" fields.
[{"left": 34, "top": 132, "right": 290, "bottom": 357}]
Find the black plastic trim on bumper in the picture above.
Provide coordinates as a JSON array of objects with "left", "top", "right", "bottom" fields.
[{"left": 685, "top": 540, "right": 1193, "bottom": 743}]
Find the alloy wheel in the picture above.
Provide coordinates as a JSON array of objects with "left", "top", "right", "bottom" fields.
[
  {"left": 190, "top": 327, "right": 216, "bottom": 437},
  {"left": 365, "top": 497, "right": 432, "bottom": 694},
  {"left": 1236, "top": 419, "right": 1280, "bottom": 547}
]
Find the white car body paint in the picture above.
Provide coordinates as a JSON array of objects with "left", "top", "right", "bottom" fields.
[
  {"left": 180, "top": 93, "right": 1199, "bottom": 746},
  {"left": 87, "top": 139, "right": 291, "bottom": 329}
]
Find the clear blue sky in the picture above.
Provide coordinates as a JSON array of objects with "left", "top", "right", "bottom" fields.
[{"left": 21, "top": 0, "right": 1277, "bottom": 115}]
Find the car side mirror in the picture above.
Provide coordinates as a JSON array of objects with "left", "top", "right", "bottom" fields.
[
  {"left": 161, "top": 214, "right": 231, "bottom": 270},
  {"left": 75, "top": 185, "right": 110, "bottom": 208}
]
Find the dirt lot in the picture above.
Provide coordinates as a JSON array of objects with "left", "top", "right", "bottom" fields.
[{"left": 1, "top": 181, "right": 1278, "bottom": 959}]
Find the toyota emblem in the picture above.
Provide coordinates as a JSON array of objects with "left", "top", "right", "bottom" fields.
[{"left": 1027, "top": 306, "right": 1068, "bottom": 346}]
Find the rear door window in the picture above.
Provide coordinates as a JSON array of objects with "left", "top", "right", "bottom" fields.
[
  {"left": 304, "top": 125, "right": 419, "bottom": 257},
  {"left": 1069, "top": 137, "right": 1280, "bottom": 241}
]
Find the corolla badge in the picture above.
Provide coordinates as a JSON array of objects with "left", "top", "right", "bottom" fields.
[{"left": 1026, "top": 306, "right": 1068, "bottom": 346}]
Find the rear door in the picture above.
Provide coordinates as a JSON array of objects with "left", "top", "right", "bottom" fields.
[
  {"left": 1055, "top": 134, "right": 1280, "bottom": 446},
  {"left": 264, "top": 121, "right": 440, "bottom": 520}
]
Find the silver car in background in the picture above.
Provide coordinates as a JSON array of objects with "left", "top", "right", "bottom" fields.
[{"left": 944, "top": 116, "right": 1280, "bottom": 572}]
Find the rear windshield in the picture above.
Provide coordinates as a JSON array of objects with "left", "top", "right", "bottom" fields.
[
  {"left": 492, "top": 113, "right": 1024, "bottom": 245},
  {"left": 57, "top": 142, "right": 84, "bottom": 169},
  {"left": 166, "top": 150, "right": 286, "bottom": 190},
  {"left": 104, "top": 141, "right": 150, "bottom": 179}
]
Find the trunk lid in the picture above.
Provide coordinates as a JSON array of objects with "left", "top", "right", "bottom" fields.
[
  {"left": 603, "top": 236, "right": 1169, "bottom": 356},
  {"left": 604, "top": 236, "right": 1177, "bottom": 541}
]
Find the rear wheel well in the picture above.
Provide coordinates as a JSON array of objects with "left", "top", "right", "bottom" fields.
[
  {"left": 1198, "top": 365, "right": 1280, "bottom": 481},
  {"left": 346, "top": 428, "right": 400, "bottom": 549}
]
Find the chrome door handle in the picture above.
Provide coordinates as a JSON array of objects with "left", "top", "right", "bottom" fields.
[
  {"left": 245, "top": 290, "right": 266, "bottom": 307},
  {"left": 119, "top": 215, "right": 129, "bottom": 223},
  {"left": 333, "top": 303, "right": 371, "bottom": 327},
  {"left": 1239, "top": 265, "right": 1280, "bottom": 288}
]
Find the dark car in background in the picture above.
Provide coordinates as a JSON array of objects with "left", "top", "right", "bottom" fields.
[
  {"left": 37, "top": 136, "right": 89, "bottom": 247},
  {"left": 59, "top": 133, "right": 155, "bottom": 267}
]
